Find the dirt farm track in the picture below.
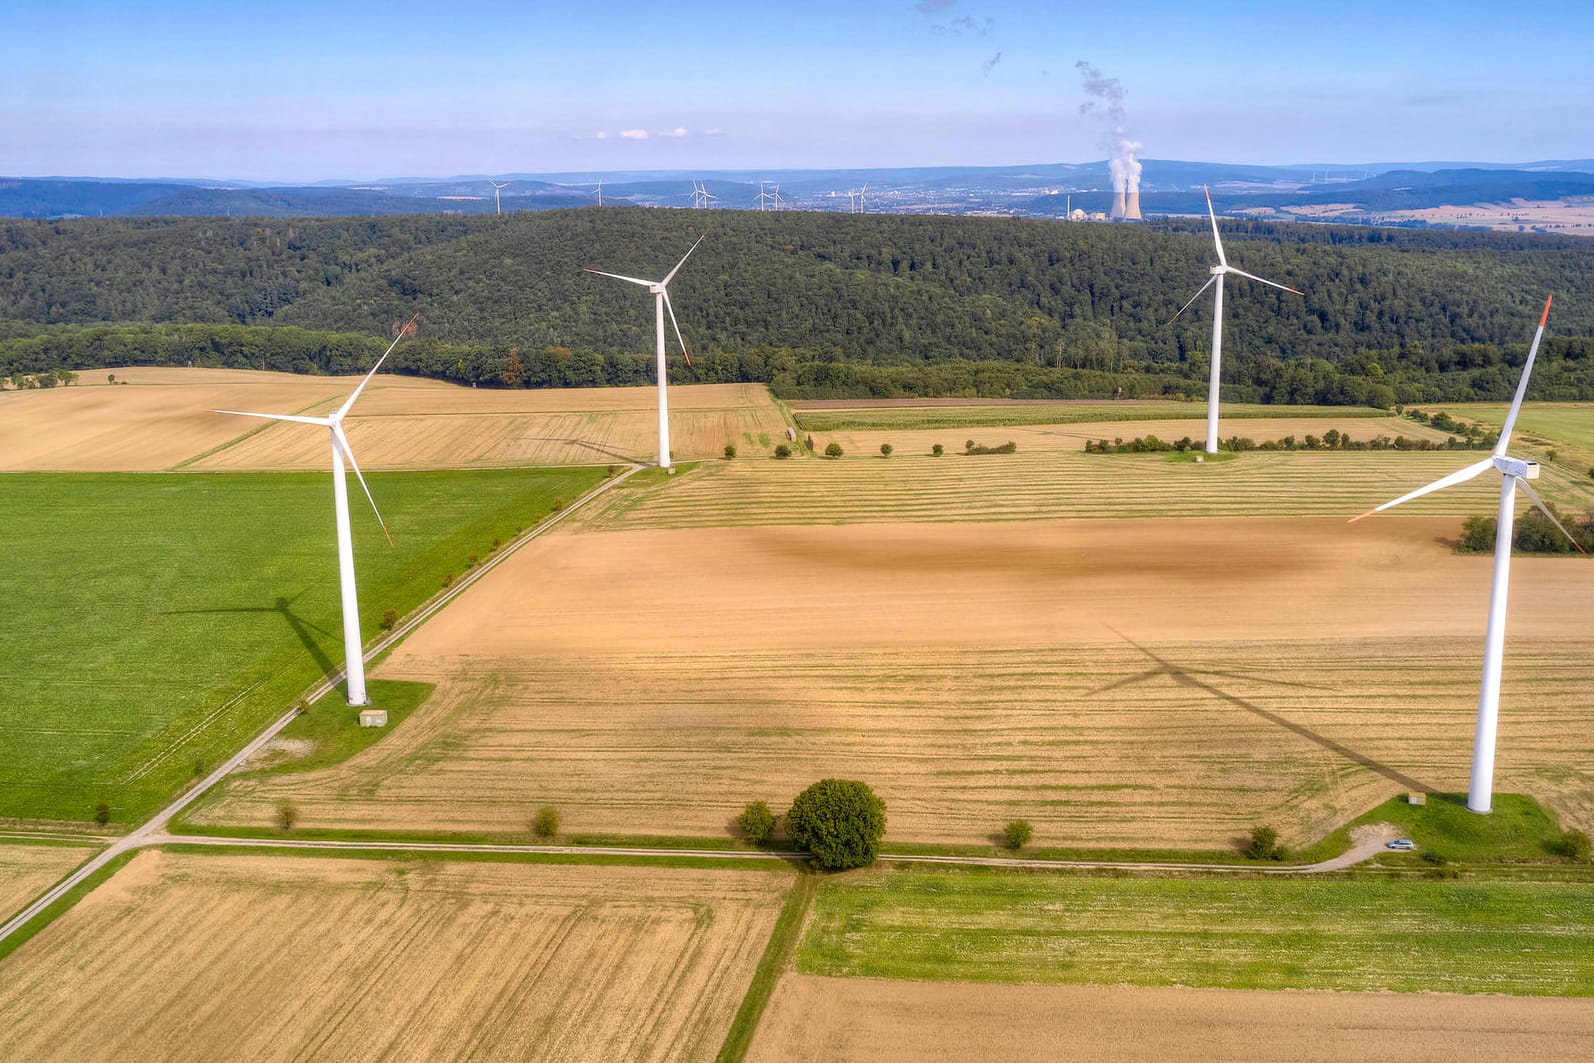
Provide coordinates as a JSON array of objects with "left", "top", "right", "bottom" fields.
[{"left": 749, "top": 975, "right": 1594, "bottom": 1062}]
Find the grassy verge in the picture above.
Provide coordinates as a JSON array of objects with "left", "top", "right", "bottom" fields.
[
  {"left": 244, "top": 680, "right": 435, "bottom": 776},
  {"left": 797, "top": 866, "right": 1594, "bottom": 995},
  {"left": 1291, "top": 792, "right": 1571, "bottom": 867},
  {"left": 717, "top": 873, "right": 817, "bottom": 1063},
  {"left": 154, "top": 843, "right": 786, "bottom": 873},
  {"left": 0, "top": 851, "right": 136, "bottom": 964}
]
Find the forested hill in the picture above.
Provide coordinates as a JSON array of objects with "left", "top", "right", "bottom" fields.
[{"left": 3, "top": 209, "right": 1592, "bottom": 405}]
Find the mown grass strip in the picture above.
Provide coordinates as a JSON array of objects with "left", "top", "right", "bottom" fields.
[
  {"left": 717, "top": 872, "right": 818, "bottom": 1063},
  {"left": 797, "top": 867, "right": 1594, "bottom": 996},
  {"left": 154, "top": 843, "right": 787, "bottom": 874}
]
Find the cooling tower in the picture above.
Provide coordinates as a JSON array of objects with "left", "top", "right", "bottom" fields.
[
  {"left": 1124, "top": 188, "right": 1141, "bottom": 220},
  {"left": 1111, "top": 189, "right": 1127, "bottom": 218}
]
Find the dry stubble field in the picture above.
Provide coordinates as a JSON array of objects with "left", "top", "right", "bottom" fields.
[
  {"left": 748, "top": 976, "right": 1594, "bottom": 1063},
  {"left": 0, "top": 368, "right": 791, "bottom": 470},
  {"left": 0, "top": 850, "right": 790, "bottom": 1062},
  {"left": 0, "top": 844, "right": 91, "bottom": 922},
  {"left": 196, "top": 514, "right": 1594, "bottom": 847}
]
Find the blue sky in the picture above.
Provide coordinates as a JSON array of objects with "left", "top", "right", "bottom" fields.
[{"left": 6, "top": 0, "right": 1592, "bottom": 181}]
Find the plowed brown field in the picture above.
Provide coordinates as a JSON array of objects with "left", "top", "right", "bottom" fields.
[
  {"left": 0, "top": 844, "right": 88, "bottom": 921},
  {"left": 0, "top": 850, "right": 789, "bottom": 1062},
  {"left": 195, "top": 516, "right": 1594, "bottom": 846},
  {"left": 0, "top": 368, "right": 790, "bottom": 470},
  {"left": 748, "top": 976, "right": 1594, "bottom": 1063}
]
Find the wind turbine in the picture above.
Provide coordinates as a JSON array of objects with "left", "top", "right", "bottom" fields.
[
  {"left": 583, "top": 237, "right": 703, "bottom": 469},
  {"left": 1351, "top": 295, "right": 1580, "bottom": 814},
  {"left": 593, "top": 179, "right": 604, "bottom": 206},
  {"left": 215, "top": 313, "right": 418, "bottom": 707},
  {"left": 1169, "top": 185, "right": 1305, "bottom": 454},
  {"left": 691, "top": 180, "right": 718, "bottom": 209},
  {"left": 488, "top": 180, "right": 509, "bottom": 215}
]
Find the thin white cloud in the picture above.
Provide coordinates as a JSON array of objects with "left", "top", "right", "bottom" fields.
[
  {"left": 620, "top": 128, "right": 649, "bottom": 139},
  {"left": 594, "top": 130, "right": 607, "bottom": 139},
  {"left": 664, "top": 127, "right": 688, "bottom": 137}
]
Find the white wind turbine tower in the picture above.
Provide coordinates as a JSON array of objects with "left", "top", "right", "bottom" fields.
[
  {"left": 1169, "top": 185, "right": 1305, "bottom": 454},
  {"left": 1351, "top": 295, "right": 1579, "bottom": 814},
  {"left": 215, "top": 314, "right": 418, "bottom": 707},
  {"left": 593, "top": 179, "right": 604, "bottom": 206},
  {"left": 488, "top": 180, "right": 509, "bottom": 215},
  {"left": 692, "top": 180, "right": 718, "bottom": 209},
  {"left": 755, "top": 182, "right": 778, "bottom": 211},
  {"left": 584, "top": 237, "right": 704, "bottom": 469}
]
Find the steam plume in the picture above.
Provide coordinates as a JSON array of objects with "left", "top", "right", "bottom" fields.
[{"left": 1076, "top": 60, "right": 1141, "bottom": 219}]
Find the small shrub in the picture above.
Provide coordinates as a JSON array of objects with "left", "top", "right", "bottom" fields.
[
  {"left": 824, "top": 442, "right": 844, "bottom": 459},
  {"left": 93, "top": 801, "right": 111, "bottom": 826},
  {"left": 192, "top": 758, "right": 208, "bottom": 778},
  {"left": 442, "top": 573, "right": 455, "bottom": 588},
  {"left": 724, "top": 443, "right": 737, "bottom": 460},
  {"left": 931, "top": 443, "right": 944, "bottom": 457},
  {"left": 551, "top": 497, "right": 564, "bottom": 512},
  {"left": 1246, "top": 825, "right": 1285, "bottom": 861},
  {"left": 1547, "top": 449, "right": 1559, "bottom": 463},
  {"left": 607, "top": 464, "right": 617, "bottom": 477},
  {"left": 1564, "top": 828, "right": 1592, "bottom": 863},
  {"left": 880, "top": 443, "right": 893, "bottom": 458},
  {"left": 1003, "top": 819, "right": 1033, "bottom": 850},
  {"left": 466, "top": 553, "right": 480, "bottom": 567},
  {"left": 380, "top": 608, "right": 397, "bottom": 631},
  {"left": 533, "top": 806, "right": 560, "bottom": 838},
  {"left": 737, "top": 800, "right": 777, "bottom": 845},
  {"left": 275, "top": 800, "right": 299, "bottom": 831},
  {"left": 966, "top": 440, "right": 976, "bottom": 452},
  {"left": 492, "top": 537, "right": 502, "bottom": 550},
  {"left": 107, "top": 373, "right": 116, "bottom": 383},
  {"left": 1420, "top": 851, "right": 1450, "bottom": 866},
  {"left": 774, "top": 443, "right": 792, "bottom": 459},
  {"left": 804, "top": 434, "right": 815, "bottom": 452},
  {"left": 787, "top": 779, "right": 886, "bottom": 870}
]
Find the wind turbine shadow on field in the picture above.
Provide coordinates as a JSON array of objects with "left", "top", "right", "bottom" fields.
[
  {"left": 170, "top": 590, "right": 339, "bottom": 683},
  {"left": 1096, "top": 626, "right": 1433, "bottom": 793},
  {"left": 535, "top": 437, "right": 638, "bottom": 464}
]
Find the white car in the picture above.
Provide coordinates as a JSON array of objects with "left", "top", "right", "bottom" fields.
[{"left": 1386, "top": 838, "right": 1416, "bottom": 851}]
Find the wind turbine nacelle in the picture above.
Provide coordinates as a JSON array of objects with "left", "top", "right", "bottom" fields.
[
  {"left": 1209, "top": 264, "right": 1225, "bottom": 276},
  {"left": 1495, "top": 456, "right": 1540, "bottom": 480}
]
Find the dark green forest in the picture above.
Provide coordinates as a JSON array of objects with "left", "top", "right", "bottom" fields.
[{"left": 2, "top": 209, "right": 1592, "bottom": 404}]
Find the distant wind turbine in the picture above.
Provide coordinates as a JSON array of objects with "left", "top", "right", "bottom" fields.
[
  {"left": 215, "top": 314, "right": 418, "bottom": 707},
  {"left": 1351, "top": 295, "right": 1581, "bottom": 814},
  {"left": 489, "top": 180, "right": 509, "bottom": 215},
  {"left": 691, "top": 180, "right": 718, "bottom": 209},
  {"left": 1169, "top": 186, "right": 1305, "bottom": 454},
  {"left": 584, "top": 238, "right": 704, "bottom": 469},
  {"left": 593, "top": 179, "right": 604, "bottom": 207}
]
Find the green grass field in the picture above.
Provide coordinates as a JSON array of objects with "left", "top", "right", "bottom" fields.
[
  {"left": 1432, "top": 403, "right": 1594, "bottom": 461},
  {"left": 791, "top": 402, "right": 1390, "bottom": 433},
  {"left": 798, "top": 868, "right": 1594, "bottom": 995},
  {"left": 0, "top": 468, "right": 603, "bottom": 824}
]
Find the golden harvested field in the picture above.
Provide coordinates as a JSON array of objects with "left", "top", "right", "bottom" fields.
[
  {"left": 0, "top": 367, "right": 790, "bottom": 470},
  {"left": 195, "top": 516, "right": 1594, "bottom": 846},
  {"left": 0, "top": 844, "right": 89, "bottom": 921},
  {"left": 193, "top": 380, "right": 788, "bottom": 469},
  {"left": 585, "top": 446, "right": 1594, "bottom": 529},
  {"left": 0, "top": 367, "right": 358, "bottom": 470},
  {"left": 805, "top": 415, "right": 1445, "bottom": 460},
  {"left": 0, "top": 850, "right": 790, "bottom": 1062},
  {"left": 748, "top": 976, "right": 1594, "bottom": 1063}
]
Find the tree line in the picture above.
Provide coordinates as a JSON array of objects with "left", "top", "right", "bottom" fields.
[{"left": 2, "top": 209, "right": 1592, "bottom": 404}]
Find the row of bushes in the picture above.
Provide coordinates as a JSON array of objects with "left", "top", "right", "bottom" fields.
[
  {"left": 1458, "top": 503, "right": 1594, "bottom": 554},
  {"left": 1086, "top": 428, "right": 1496, "bottom": 454}
]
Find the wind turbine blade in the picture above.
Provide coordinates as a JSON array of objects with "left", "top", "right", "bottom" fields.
[
  {"left": 1347, "top": 457, "right": 1495, "bottom": 523},
  {"left": 215, "top": 409, "right": 332, "bottom": 427},
  {"left": 339, "top": 312, "right": 418, "bottom": 417},
  {"left": 663, "top": 290, "right": 692, "bottom": 368},
  {"left": 1515, "top": 475, "right": 1587, "bottom": 555},
  {"left": 1223, "top": 266, "right": 1304, "bottom": 296},
  {"left": 334, "top": 424, "right": 392, "bottom": 547},
  {"left": 583, "top": 267, "right": 656, "bottom": 287},
  {"left": 1204, "top": 185, "right": 1227, "bottom": 267},
  {"left": 661, "top": 233, "right": 706, "bottom": 286},
  {"left": 1166, "top": 275, "right": 1217, "bottom": 325},
  {"left": 1495, "top": 293, "right": 1553, "bottom": 456}
]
